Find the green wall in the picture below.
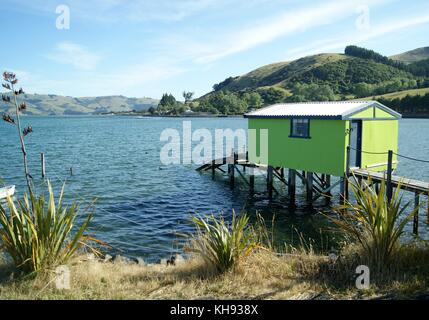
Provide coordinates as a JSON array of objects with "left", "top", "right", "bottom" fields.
[
  {"left": 361, "top": 120, "right": 398, "bottom": 171},
  {"left": 349, "top": 106, "right": 396, "bottom": 119},
  {"left": 248, "top": 118, "right": 399, "bottom": 176},
  {"left": 248, "top": 118, "right": 348, "bottom": 176}
]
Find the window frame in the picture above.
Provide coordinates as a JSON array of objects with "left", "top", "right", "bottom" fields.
[{"left": 289, "top": 118, "right": 311, "bottom": 139}]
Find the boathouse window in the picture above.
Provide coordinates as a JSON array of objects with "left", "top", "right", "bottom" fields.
[{"left": 290, "top": 118, "right": 310, "bottom": 138}]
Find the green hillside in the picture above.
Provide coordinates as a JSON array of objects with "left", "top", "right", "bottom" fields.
[
  {"left": 0, "top": 94, "right": 159, "bottom": 116},
  {"left": 189, "top": 45, "right": 429, "bottom": 116},
  {"left": 390, "top": 46, "right": 429, "bottom": 64},
  {"left": 212, "top": 52, "right": 418, "bottom": 96},
  {"left": 360, "top": 87, "right": 429, "bottom": 100}
]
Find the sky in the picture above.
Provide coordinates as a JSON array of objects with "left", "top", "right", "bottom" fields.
[{"left": 1, "top": 0, "right": 429, "bottom": 100}]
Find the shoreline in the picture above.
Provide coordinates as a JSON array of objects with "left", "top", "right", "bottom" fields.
[
  {"left": 18, "top": 113, "right": 429, "bottom": 119},
  {"left": 1, "top": 248, "right": 428, "bottom": 300}
]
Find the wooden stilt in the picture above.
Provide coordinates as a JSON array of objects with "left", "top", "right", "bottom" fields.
[
  {"left": 288, "top": 169, "right": 296, "bottom": 202},
  {"left": 41, "top": 153, "right": 46, "bottom": 178},
  {"left": 344, "top": 175, "right": 349, "bottom": 202},
  {"left": 228, "top": 163, "right": 234, "bottom": 188},
  {"left": 306, "top": 172, "right": 313, "bottom": 202},
  {"left": 386, "top": 150, "right": 393, "bottom": 203},
  {"left": 413, "top": 192, "right": 420, "bottom": 235},
  {"left": 249, "top": 167, "right": 255, "bottom": 193},
  {"left": 267, "top": 166, "right": 273, "bottom": 199},
  {"left": 211, "top": 159, "right": 215, "bottom": 179},
  {"left": 228, "top": 149, "right": 235, "bottom": 189},
  {"left": 339, "top": 177, "right": 345, "bottom": 204},
  {"left": 243, "top": 151, "right": 248, "bottom": 173},
  {"left": 343, "top": 146, "right": 351, "bottom": 202},
  {"left": 325, "top": 175, "right": 331, "bottom": 196}
]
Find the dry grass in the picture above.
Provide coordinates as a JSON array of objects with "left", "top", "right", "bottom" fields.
[
  {"left": 1, "top": 245, "right": 428, "bottom": 300},
  {"left": 0, "top": 251, "right": 318, "bottom": 300}
]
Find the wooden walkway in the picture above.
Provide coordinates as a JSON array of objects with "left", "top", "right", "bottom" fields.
[
  {"left": 351, "top": 168, "right": 429, "bottom": 194},
  {"left": 196, "top": 152, "right": 338, "bottom": 202},
  {"left": 197, "top": 151, "right": 429, "bottom": 235}
]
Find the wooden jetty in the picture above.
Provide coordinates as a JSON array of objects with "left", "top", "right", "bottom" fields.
[
  {"left": 197, "top": 149, "right": 429, "bottom": 235},
  {"left": 351, "top": 167, "right": 429, "bottom": 234},
  {"left": 197, "top": 151, "right": 340, "bottom": 203}
]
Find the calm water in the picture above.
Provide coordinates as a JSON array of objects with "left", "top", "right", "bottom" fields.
[{"left": 0, "top": 117, "right": 428, "bottom": 261}]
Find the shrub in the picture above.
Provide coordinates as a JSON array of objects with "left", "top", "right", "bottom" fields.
[
  {"left": 187, "top": 211, "right": 257, "bottom": 273},
  {"left": 0, "top": 182, "right": 95, "bottom": 273},
  {"left": 330, "top": 178, "right": 417, "bottom": 270}
]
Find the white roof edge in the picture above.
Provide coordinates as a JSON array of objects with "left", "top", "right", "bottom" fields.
[
  {"left": 245, "top": 100, "right": 402, "bottom": 119},
  {"left": 340, "top": 100, "right": 402, "bottom": 119}
]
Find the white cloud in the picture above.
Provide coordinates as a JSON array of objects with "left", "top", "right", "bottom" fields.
[
  {"left": 194, "top": 0, "right": 388, "bottom": 63},
  {"left": 93, "top": 63, "right": 185, "bottom": 93},
  {"left": 45, "top": 42, "right": 101, "bottom": 71},
  {"left": 19, "top": 62, "right": 185, "bottom": 97},
  {"left": 5, "top": 0, "right": 221, "bottom": 23},
  {"left": 285, "top": 14, "right": 429, "bottom": 60}
]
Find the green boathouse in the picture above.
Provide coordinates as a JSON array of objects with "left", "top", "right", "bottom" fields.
[{"left": 244, "top": 101, "right": 402, "bottom": 177}]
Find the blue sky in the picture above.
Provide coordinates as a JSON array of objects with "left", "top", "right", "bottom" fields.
[{"left": 1, "top": 0, "right": 429, "bottom": 100}]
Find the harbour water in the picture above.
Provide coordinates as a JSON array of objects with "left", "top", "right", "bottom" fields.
[{"left": 0, "top": 116, "right": 428, "bottom": 261}]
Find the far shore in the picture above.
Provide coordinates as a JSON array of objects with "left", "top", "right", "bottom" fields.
[{"left": 19, "top": 113, "right": 429, "bottom": 119}]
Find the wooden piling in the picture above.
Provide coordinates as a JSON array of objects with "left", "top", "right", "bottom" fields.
[
  {"left": 267, "top": 166, "right": 273, "bottom": 199},
  {"left": 339, "top": 177, "right": 345, "bottom": 204},
  {"left": 228, "top": 149, "right": 235, "bottom": 188},
  {"left": 249, "top": 167, "right": 255, "bottom": 193},
  {"left": 325, "top": 174, "right": 331, "bottom": 196},
  {"left": 41, "top": 153, "right": 46, "bottom": 178},
  {"left": 211, "top": 159, "right": 215, "bottom": 178},
  {"left": 344, "top": 146, "right": 351, "bottom": 202},
  {"left": 228, "top": 163, "right": 234, "bottom": 188},
  {"left": 386, "top": 150, "right": 393, "bottom": 203},
  {"left": 288, "top": 169, "right": 296, "bottom": 202},
  {"left": 414, "top": 192, "right": 420, "bottom": 235},
  {"left": 306, "top": 172, "right": 313, "bottom": 202}
]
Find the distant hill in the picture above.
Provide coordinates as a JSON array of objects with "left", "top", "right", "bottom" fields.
[
  {"left": 391, "top": 47, "right": 429, "bottom": 64},
  {"left": 0, "top": 94, "right": 159, "bottom": 115},
  {"left": 359, "top": 87, "right": 429, "bottom": 101},
  {"left": 211, "top": 52, "right": 415, "bottom": 95},
  {"left": 190, "top": 45, "right": 429, "bottom": 116}
]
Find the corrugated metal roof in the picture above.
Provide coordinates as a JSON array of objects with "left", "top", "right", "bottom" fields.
[{"left": 244, "top": 101, "right": 401, "bottom": 119}]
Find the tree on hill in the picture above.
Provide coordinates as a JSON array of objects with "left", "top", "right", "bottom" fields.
[
  {"left": 198, "top": 91, "right": 247, "bottom": 115},
  {"left": 182, "top": 91, "right": 194, "bottom": 104},
  {"left": 159, "top": 93, "right": 177, "bottom": 108},
  {"left": 407, "top": 58, "right": 429, "bottom": 77},
  {"left": 148, "top": 106, "right": 156, "bottom": 115},
  {"left": 242, "top": 92, "right": 263, "bottom": 109},
  {"left": 256, "top": 87, "right": 288, "bottom": 104},
  {"left": 345, "top": 45, "right": 408, "bottom": 71},
  {"left": 157, "top": 93, "right": 185, "bottom": 115},
  {"left": 213, "top": 76, "right": 238, "bottom": 91},
  {"left": 289, "top": 83, "right": 336, "bottom": 102}
]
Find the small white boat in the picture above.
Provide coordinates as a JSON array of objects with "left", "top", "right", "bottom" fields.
[{"left": 0, "top": 185, "right": 15, "bottom": 200}]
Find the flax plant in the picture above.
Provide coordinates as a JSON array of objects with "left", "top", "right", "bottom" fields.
[
  {"left": 186, "top": 211, "right": 258, "bottom": 273},
  {"left": 0, "top": 182, "right": 96, "bottom": 273},
  {"left": 330, "top": 177, "right": 417, "bottom": 270}
]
